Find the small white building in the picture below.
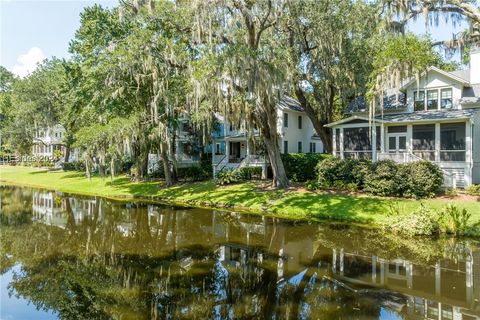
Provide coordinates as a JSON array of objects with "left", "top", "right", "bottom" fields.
[
  {"left": 32, "top": 124, "right": 79, "bottom": 162},
  {"left": 326, "top": 47, "right": 480, "bottom": 188},
  {"left": 212, "top": 96, "right": 324, "bottom": 177}
]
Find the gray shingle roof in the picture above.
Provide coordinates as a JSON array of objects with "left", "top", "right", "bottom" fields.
[
  {"left": 277, "top": 96, "right": 304, "bottom": 112},
  {"left": 449, "top": 69, "right": 470, "bottom": 82},
  {"left": 347, "top": 94, "right": 406, "bottom": 113},
  {"left": 376, "top": 109, "right": 478, "bottom": 123}
]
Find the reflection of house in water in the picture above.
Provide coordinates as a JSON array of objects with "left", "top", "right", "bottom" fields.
[
  {"left": 32, "top": 191, "right": 66, "bottom": 228},
  {"left": 32, "top": 191, "right": 98, "bottom": 228},
  {"left": 316, "top": 245, "right": 480, "bottom": 319}
]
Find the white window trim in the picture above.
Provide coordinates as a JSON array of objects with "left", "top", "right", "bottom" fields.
[{"left": 413, "top": 86, "right": 454, "bottom": 111}]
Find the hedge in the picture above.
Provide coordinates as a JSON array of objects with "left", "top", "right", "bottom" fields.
[{"left": 281, "top": 153, "right": 330, "bottom": 182}]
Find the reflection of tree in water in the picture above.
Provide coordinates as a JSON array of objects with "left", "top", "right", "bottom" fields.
[{"left": 5, "top": 187, "right": 474, "bottom": 319}]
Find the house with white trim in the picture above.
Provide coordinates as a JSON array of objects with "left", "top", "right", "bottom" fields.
[
  {"left": 212, "top": 96, "right": 324, "bottom": 177},
  {"left": 325, "top": 47, "right": 480, "bottom": 188},
  {"left": 32, "top": 124, "right": 79, "bottom": 162}
]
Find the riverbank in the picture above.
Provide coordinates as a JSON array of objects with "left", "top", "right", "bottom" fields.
[{"left": 1, "top": 165, "right": 479, "bottom": 225}]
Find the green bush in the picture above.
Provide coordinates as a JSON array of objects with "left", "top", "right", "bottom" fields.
[
  {"left": 216, "top": 169, "right": 242, "bottom": 185},
  {"left": 177, "top": 165, "right": 210, "bottom": 181},
  {"left": 61, "top": 161, "right": 86, "bottom": 172},
  {"left": 237, "top": 167, "right": 262, "bottom": 180},
  {"left": 385, "top": 204, "right": 440, "bottom": 237},
  {"left": 316, "top": 157, "right": 371, "bottom": 188},
  {"left": 282, "top": 153, "right": 330, "bottom": 182},
  {"left": 401, "top": 161, "right": 443, "bottom": 198},
  {"left": 466, "top": 184, "right": 480, "bottom": 196},
  {"left": 364, "top": 160, "right": 400, "bottom": 196},
  {"left": 439, "top": 204, "right": 471, "bottom": 235}
]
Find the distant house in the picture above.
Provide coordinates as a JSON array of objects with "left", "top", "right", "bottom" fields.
[
  {"left": 32, "top": 124, "right": 79, "bottom": 162},
  {"left": 326, "top": 47, "right": 480, "bottom": 188},
  {"left": 212, "top": 96, "right": 324, "bottom": 177}
]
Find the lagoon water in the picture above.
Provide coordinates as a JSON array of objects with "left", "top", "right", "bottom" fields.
[{"left": 1, "top": 185, "right": 479, "bottom": 319}]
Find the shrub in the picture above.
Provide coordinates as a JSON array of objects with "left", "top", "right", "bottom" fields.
[
  {"left": 466, "top": 184, "right": 480, "bottom": 196},
  {"left": 385, "top": 204, "right": 440, "bottom": 237},
  {"left": 364, "top": 160, "right": 400, "bottom": 196},
  {"left": 401, "top": 161, "right": 443, "bottom": 198},
  {"left": 316, "top": 157, "right": 371, "bottom": 188},
  {"left": 444, "top": 187, "right": 458, "bottom": 198},
  {"left": 61, "top": 161, "right": 86, "bottom": 172},
  {"left": 282, "top": 153, "right": 330, "bottom": 182},
  {"left": 216, "top": 169, "right": 242, "bottom": 185},
  {"left": 177, "top": 166, "right": 210, "bottom": 181},
  {"left": 237, "top": 167, "right": 262, "bottom": 180},
  {"left": 439, "top": 204, "right": 471, "bottom": 235}
]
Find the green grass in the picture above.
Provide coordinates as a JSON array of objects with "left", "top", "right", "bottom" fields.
[{"left": 1, "top": 165, "right": 479, "bottom": 226}]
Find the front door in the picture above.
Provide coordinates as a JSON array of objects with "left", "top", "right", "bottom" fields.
[
  {"left": 388, "top": 134, "right": 407, "bottom": 153},
  {"left": 229, "top": 142, "right": 241, "bottom": 161}
]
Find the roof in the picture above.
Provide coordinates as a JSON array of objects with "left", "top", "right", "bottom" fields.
[
  {"left": 346, "top": 94, "right": 406, "bottom": 113},
  {"left": 400, "top": 66, "right": 471, "bottom": 90},
  {"left": 377, "top": 109, "right": 477, "bottom": 123},
  {"left": 277, "top": 96, "right": 304, "bottom": 112},
  {"left": 449, "top": 69, "right": 470, "bottom": 82},
  {"left": 325, "top": 109, "right": 478, "bottom": 127}
]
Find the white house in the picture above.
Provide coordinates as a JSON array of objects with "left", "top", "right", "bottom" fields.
[
  {"left": 212, "top": 96, "right": 324, "bottom": 177},
  {"left": 326, "top": 47, "right": 480, "bottom": 188},
  {"left": 32, "top": 124, "right": 79, "bottom": 162}
]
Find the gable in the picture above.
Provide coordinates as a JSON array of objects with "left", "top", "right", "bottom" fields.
[{"left": 402, "top": 67, "right": 470, "bottom": 91}]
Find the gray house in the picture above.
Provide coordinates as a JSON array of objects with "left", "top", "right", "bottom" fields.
[{"left": 326, "top": 47, "right": 480, "bottom": 188}]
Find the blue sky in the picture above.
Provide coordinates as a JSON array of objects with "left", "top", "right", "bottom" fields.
[{"left": 0, "top": 0, "right": 470, "bottom": 77}]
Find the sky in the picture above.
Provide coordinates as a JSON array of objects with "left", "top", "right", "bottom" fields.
[{"left": 0, "top": 0, "right": 471, "bottom": 78}]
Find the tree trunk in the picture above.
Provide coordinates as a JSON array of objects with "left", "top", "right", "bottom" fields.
[
  {"left": 294, "top": 84, "right": 333, "bottom": 153},
  {"left": 161, "top": 142, "right": 173, "bottom": 187},
  {"left": 255, "top": 98, "right": 289, "bottom": 188},
  {"left": 64, "top": 145, "right": 70, "bottom": 162}
]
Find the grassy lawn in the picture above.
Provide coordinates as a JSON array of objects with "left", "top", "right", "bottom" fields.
[{"left": 1, "top": 165, "right": 479, "bottom": 226}]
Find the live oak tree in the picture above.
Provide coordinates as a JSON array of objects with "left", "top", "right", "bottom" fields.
[{"left": 191, "top": 0, "right": 291, "bottom": 188}]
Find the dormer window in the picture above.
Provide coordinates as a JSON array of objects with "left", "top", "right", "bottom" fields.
[
  {"left": 414, "top": 91, "right": 425, "bottom": 111},
  {"left": 427, "top": 90, "right": 438, "bottom": 110},
  {"left": 441, "top": 88, "right": 453, "bottom": 109}
]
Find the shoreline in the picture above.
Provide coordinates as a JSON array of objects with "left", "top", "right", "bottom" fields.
[{"left": 1, "top": 165, "right": 479, "bottom": 228}]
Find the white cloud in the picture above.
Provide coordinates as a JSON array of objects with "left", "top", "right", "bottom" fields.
[{"left": 11, "top": 47, "right": 46, "bottom": 78}]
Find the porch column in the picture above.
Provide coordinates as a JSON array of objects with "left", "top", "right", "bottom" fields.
[
  {"left": 406, "top": 125, "right": 413, "bottom": 154},
  {"left": 246, "top": 139, "right": 251, "bottom": 157},
  {"left": 372, "top": 126, "right": 377, "bottom": 161},
  {"left": 380, "top": 124, "right": 385, "bottom": 154},
  {"left": 435, "top": 123, "right": 441, "bottom": 162},
  {"left": 225, "top": 140, "right": 230, "bottom": 160},
  {"left": 332, "top": 129, "right": 337, "bottom": 156},
  {"left": 339, "top": 128, "right": 344, "bottom": 159},
  {"left": 466, "top": 120, "right": 473, "bottom": 186}
]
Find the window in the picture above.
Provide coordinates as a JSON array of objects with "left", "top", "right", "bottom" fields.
[
  {"left": 414, "top": 91, "right": 425, "bottom": 111},
  {"left": 283, "top": 140, "right": 288, "bottom": 154},
  {"left": 440, "top": 122, "right": 465, "bottom": 161},
  {"left": 283, "top": 112, "right": 288, "bottom": 127},
  {"left": 343, "top": 127, "right": 373, "bottom": 159},
  {"left": 309, "top": 142, "right": 316, "bottom": 153},
  {"left": 413, "top": 124, "right": 435, "bottom": 160},
  {"left": 298, "top": 115, "right": 302, "bottom": 129},
  {"left": 441, "top": 88, "right": 453, "bottom": 109},
  {"left": 427, "top": 89, "right": 438, "bottom": 110},
  {"left": 387, "top": 126, "right": 407, "bottom": 133},
  {"left": 335, "top": 129, "right": 340, "bottom": 156},
  {"left": 297, "top": 141, "right": 302, "bottom": 153}
]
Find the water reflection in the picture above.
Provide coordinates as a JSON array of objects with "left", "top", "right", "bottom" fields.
[{"left": 1, "top": 185, "right": 479, "bottom": 319}]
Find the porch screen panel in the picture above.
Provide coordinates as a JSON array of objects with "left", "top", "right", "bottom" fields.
[
  {"left": 412, "top": 124, "right": 435, "bottom": 160},
  {"left": 343, "top": 127, "right": 372, "bottom": 159},
  {"left": 440, "top": 122, "right": 465, "bottom": 161}
]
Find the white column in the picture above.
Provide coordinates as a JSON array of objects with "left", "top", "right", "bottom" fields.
[
  {"left": 372, "top": 126, "right": 377, "bottom": 162},
  {"left": 466, "top": 121, "right": 473, "bottom": 185},
  {"left": 407, "top": 125, "right": 413, "bottom": 154},
  {"left": 339, "top": 128, "right": 344, "bottom": 159},
  {"left": 380, "top": 124, "right": 385, "bottom": 154},
  {"left": 435, "top": 262, "right": 441, "bottom": 296},
  {"left": 332, "top": 129, "right": 337, "bottom": 156},
  {"left": 435, "top": 123, "right": 441, "bottom": 162},
  {"left": 372, "top": 256, "right": 377, "bottom": 283},
  {"left": 225, "top": 140, "right": 230, "bottom": 160}
]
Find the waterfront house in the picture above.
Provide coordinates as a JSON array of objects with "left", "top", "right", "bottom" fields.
[
  {"left": 32, "top": 124, "right": 78, "bottom": 162},
  {"left": 212, "top": 96, "right": 324, "bottom": 177},
  {"left": 326, "top": 47, "right": 480, "bottom": 188}
]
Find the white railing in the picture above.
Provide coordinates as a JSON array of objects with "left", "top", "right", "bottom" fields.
[
  {"left": 213, "top": 155, "right": 228, "bottom": 177},
  {"left": 238, "top": 155, "right": 267, "bottom": 168}
]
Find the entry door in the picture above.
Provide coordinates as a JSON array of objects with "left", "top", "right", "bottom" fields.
[{"left": 388, "top": 134, "right": 407, "bottom": 153}]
